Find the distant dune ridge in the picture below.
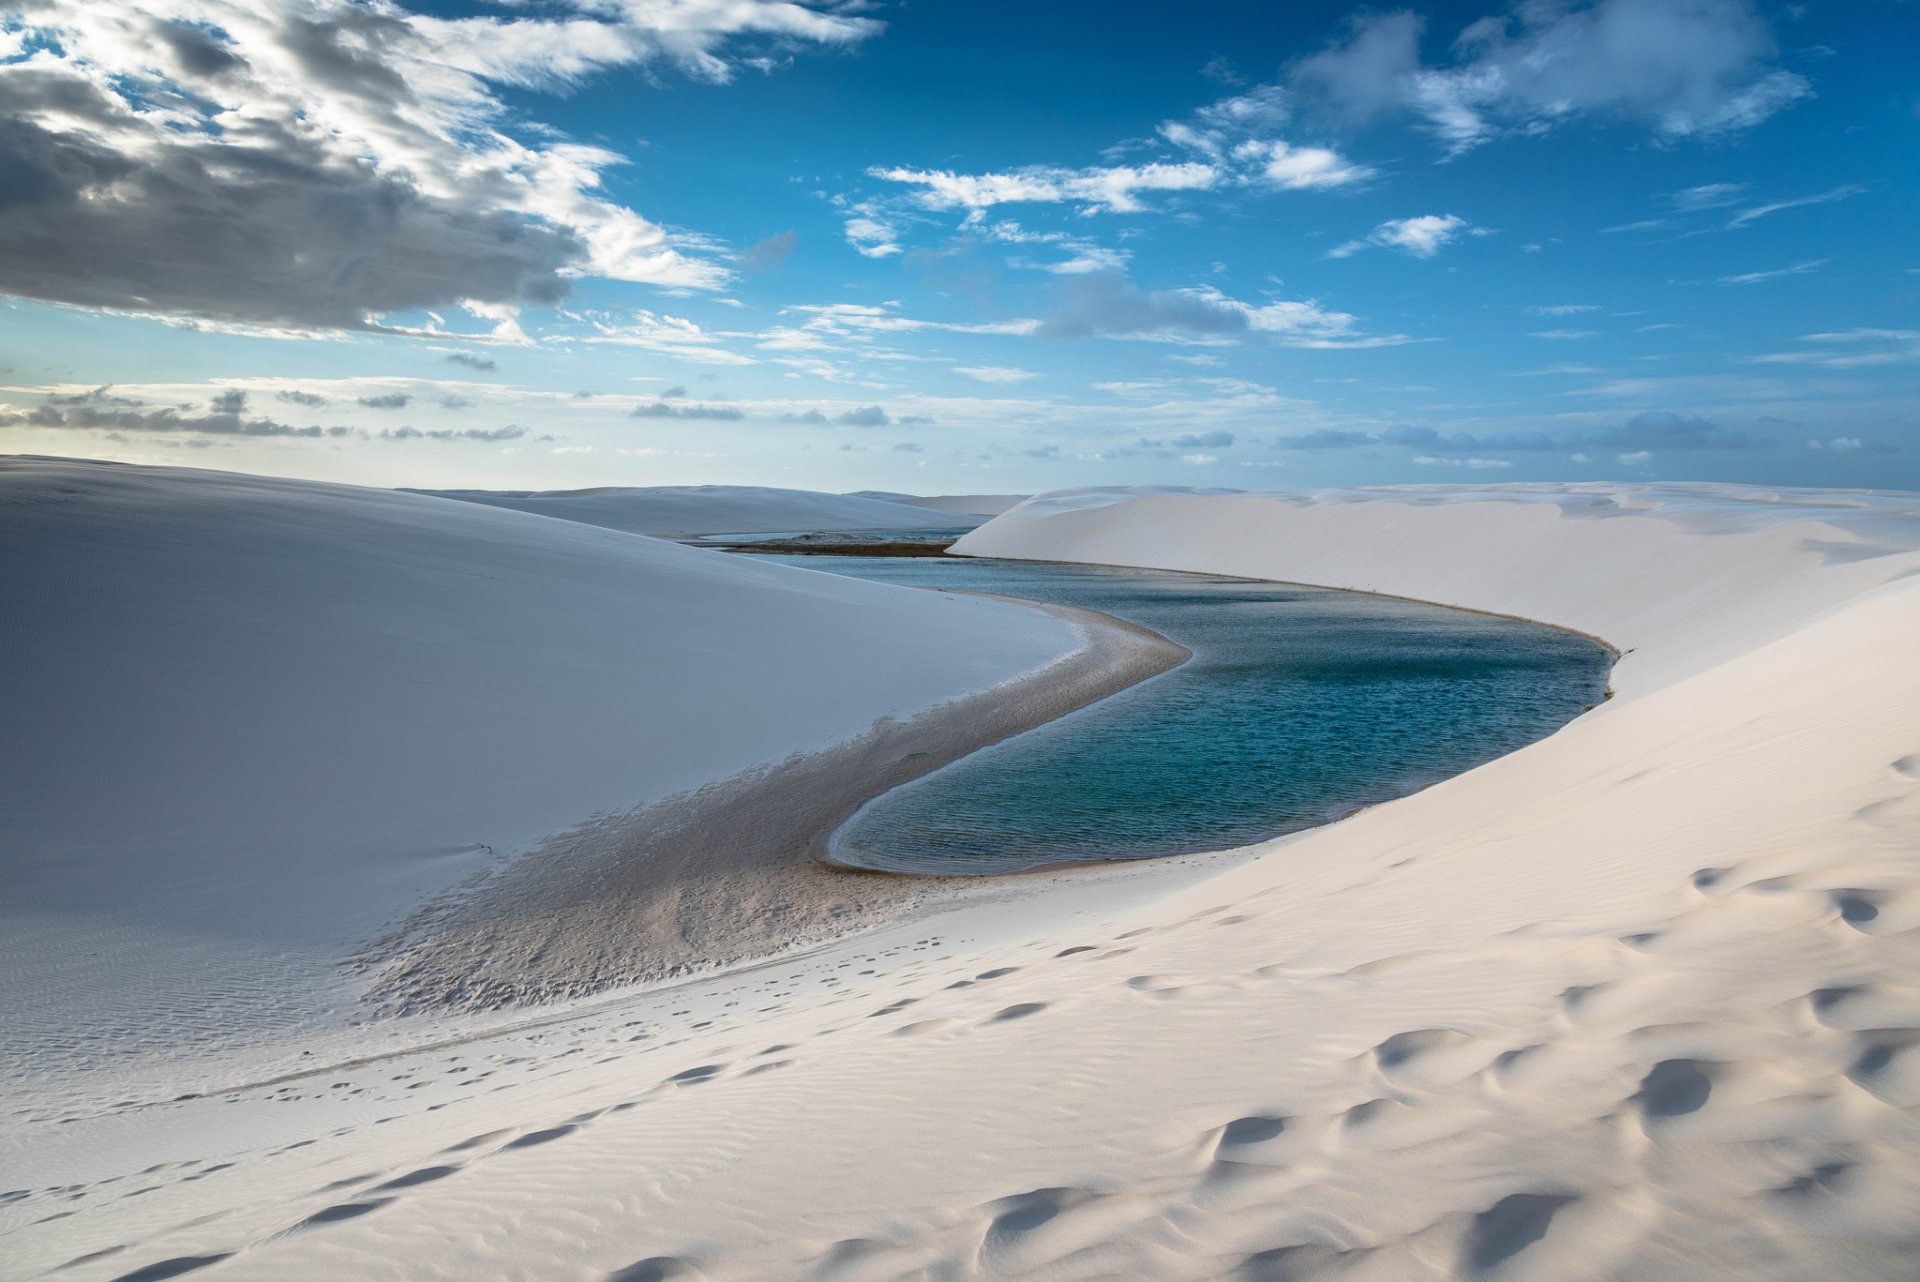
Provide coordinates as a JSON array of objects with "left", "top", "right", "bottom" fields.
[
  {"left": 848, "top": 491, "right": 1031, "bottom": 518},
  {"left": 411, "top": 483, "right": 1013, "bottom": 536},
  {"left": 8, "top": 471, "right": 1920, "bottom": 1281}
]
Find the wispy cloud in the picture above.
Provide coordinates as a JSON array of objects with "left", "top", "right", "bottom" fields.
[
  {"left": 1752, "top": 329, "right": 1920, "bottom": 368},
  {"left": 1726, "top": 184, "right": 1866, "bottom": 229},
  {"left": 1717, "top": 259, "right": 1829, "bottom": 285},
  {"left": 870, "top": 162, "right": 1219, "bottom": 216},
  {"left": 955, "top": 367, "right": 1040, "bottom": 384}
]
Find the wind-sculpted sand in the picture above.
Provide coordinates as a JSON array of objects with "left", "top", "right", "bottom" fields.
[
  {"left": 7, "top": 478, "right": 1920, "bottom": 1282},
  {"left": 361, "top": 597, "right": 1186, "bottom": 1013}
]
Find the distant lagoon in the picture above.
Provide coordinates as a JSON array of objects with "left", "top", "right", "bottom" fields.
[{"left": 755, "top": 554, "right": 1614, "bottom": 875}]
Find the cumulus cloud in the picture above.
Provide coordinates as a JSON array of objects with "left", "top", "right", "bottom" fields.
[
  {"left": 0, "top": 1, "right": 877, "bottom": 330},
  {"left": 1136, "top": 431, "right": 1238, "bottom": 453},
  {"left": 358, "top": 393, "right": 415, "bottom": 410},
  {"left": 0, "top": 388, "right": 355, "bottom": 439},
  {"left": 380, "top": 425, "right": 526, "bottom": 443},
  {"left": 837, "top": 406, "right": 890, "bottom": 427},
  {"left": 631, "top": 401, "right": 746, "bottom": 421},
  {"left": 1272, "top": 428, "right": 1378, "bottom": 450},
  {"left": 1290, "top": 0, "right": 1810, "bottom": 155},
  {"left": 891, "top": 441, "right": 922, "bottom": 453},
  {"left": 1330, "top": 214, "right": 1475, "bottom": 259},
  {"left": 276, "top": 389, "right": 330, "bottom": 408},
  {"left": 443, "top": 352, "right": 498, "bottom": 373},
  {"left": 843, "top": 215, "right": 903, "bottom": 259},
  {"left": 1239, "top": 141, "right": 1374, "bottom": 190},
  {"left": 1157, "top": 86, "right": 1374, "bottom": 190},
  {"left": 1035, "top": 271, "right": 1381, "bottom": 346},
  {"left": 1177, "top": 431, "right": 1236, "bottom": 449}
]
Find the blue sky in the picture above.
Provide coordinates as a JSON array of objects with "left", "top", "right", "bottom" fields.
[{"left": 0, "top": 0, "right": 1914, "bottom": 492}]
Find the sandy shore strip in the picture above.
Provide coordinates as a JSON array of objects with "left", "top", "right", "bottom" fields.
[{"left": 361, "top": 594, "right": 1188, "bottom": 1014}]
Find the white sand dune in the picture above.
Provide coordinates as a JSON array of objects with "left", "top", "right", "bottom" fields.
[
  {"left": 412, "top": 483, "right": 983, "bottom": 537},
  {"left": 9, "top": 478, "right": 1920, "bottom": 1282},
  {"left": 0, "top": 458, "right": 1091, "bottom": 1113}
]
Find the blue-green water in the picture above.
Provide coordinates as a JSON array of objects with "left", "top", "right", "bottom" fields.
[{"left": 756, "top": 554, "right": 1614, "bottom": 875}]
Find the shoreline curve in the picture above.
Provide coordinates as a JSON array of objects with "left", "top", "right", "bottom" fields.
[{"left": 360, "top": 591, "right": 1189, "bottom": 1014}]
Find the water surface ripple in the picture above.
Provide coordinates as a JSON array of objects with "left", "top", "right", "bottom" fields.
[{"left": 756, "top": 554, "right": 1613, "bottom": 875}]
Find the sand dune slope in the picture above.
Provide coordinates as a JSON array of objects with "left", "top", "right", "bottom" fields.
[
  {"left": 10, "top": 481, "right": 1920, "bottom": 1282},
  {"left": 0, "top": 458, "right": 1081, "bottom": 1106}
]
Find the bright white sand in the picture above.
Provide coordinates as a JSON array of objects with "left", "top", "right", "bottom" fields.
[
  {"left": 8, "top": 478, "right": 1920, "bottom": 1281},
  {"left": 0, "top": 458, "right": 1087, "bottom": 1118},
  {"left": 412, "top": 483, "right": 986, "bottom": 537}
]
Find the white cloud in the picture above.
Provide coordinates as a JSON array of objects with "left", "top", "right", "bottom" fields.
[
  {"left": 0, "top": 1, "right": 881, "bottom": 330},
  {"left": 1330, "top": 214, "right": 1472, "bottom": 259},
  {"left": 844, "top": 217, "right": 902, "bottom": 259},
  {"left": 1413, "top": 455, "right": 1514, "bottom": 469},
  {"left": 870, "top": 162, "right": 1219, "bottom": 215},
  {"left": 1529, "top": 329, "right": 1598, "bottom": 340},
  {"left": 1753, "top": 329, "right": 1920, "bottom": 368},
  {"left": 1291, "top": 0, "right": 1810, "bottom": 155},
  {"left": 1717, "top": 259, "right": 1829, "bottom": 286},
  {"left": 1726, "top": 184, "right": 1866, "bottom": 230},
  {"left": 979, "top": 222, "right": 1131, "bottom": 274},
  {"left": 1672, "top": 182, "right": 1750, "bottom": 211},
  {"left": 1617, "top": 450, "right": 1653, "bottom": 465},
  {"left": 1235, "top": 140, "right": 1374, "bottom": 190},
  {"left": 1528, "top": 304, "right": 1600, "bottom": 316},
  {"left": 1035, "top": 272, "right": 1402, "bottom": 348},
  {"left": 580, "top": 311, "right": 758, "bottom": 365},
  {"left": 955, "top": 367, "right": 1039, "bottom": 384}
]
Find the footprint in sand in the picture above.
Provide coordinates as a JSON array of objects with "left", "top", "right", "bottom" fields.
[
  {"left": 604, "top": 1257, "right": 707, "bottom": 1281},
  {"left": 1464, "top": 1192, "right": 1581, "bottom": 1273},
  {"left": 294, "top": 1198, "right": 392, "bottom": 1229},
  {"left": 1632, "top": 1058, "right": 1713, "bottom": 1129},
  {"left": 108, "top": 1255, "right": 234, "bottom": 1282},
  {"left": 985, "top": 1003, "right": 1048, "bottom": 1024},
  {"left": 894, "top": 1018, "right": 960, "bottom": 1037},
  {"left": 372, "top": 1166, "right": 458, "bottom": 1191}
]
